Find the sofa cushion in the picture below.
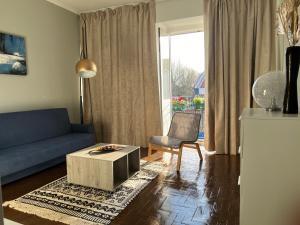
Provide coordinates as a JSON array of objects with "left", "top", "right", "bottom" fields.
[
  {"left": 0, "top": 108, "right": 71, "bottom": 149},
  {"left": 0, "top": 133, "right": 95, "bottom": 178}
]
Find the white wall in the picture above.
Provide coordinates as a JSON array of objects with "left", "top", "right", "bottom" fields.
[
  {"left": 156, "top": 0, "right": 203, "bottom": 23},
  {"left": 0, "top": 0, "right": 80, "bottom": 122}
]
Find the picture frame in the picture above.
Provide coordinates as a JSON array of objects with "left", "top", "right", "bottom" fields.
[{"left": 0, "top": 32, "right": 27, "bottom": 75}]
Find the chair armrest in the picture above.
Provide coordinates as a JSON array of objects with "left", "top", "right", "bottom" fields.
[{"left": 71, "top": 123, "right": 94, "bottom": 133}]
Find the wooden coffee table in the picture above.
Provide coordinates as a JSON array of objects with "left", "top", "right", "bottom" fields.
[{"left": 67, "top": 143, "right": 140, "bottom": 191}]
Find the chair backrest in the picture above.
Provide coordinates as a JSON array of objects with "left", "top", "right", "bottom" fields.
[{"left": 168, "top": 112, "right": 201, "bottom": 142}]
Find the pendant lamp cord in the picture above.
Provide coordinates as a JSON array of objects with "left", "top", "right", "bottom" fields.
[
  {"left": 81, "top": 19, "right": 88, "bottom": 59},
  {"left": 79, "top": 18, "right": 88, "bottom": 124}
]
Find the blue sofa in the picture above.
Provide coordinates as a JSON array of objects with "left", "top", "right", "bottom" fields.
[{"left": 0, "top": 108, "right": 96, "bottom": 185}]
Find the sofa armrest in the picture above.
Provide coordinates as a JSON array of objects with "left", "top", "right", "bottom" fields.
[{"left": 71, "top": 123, "right": 94, "bottom": 133}]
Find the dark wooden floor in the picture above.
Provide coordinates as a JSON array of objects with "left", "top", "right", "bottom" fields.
[{"left": 2, "top": 148, "right": 240, "bottom": 225}]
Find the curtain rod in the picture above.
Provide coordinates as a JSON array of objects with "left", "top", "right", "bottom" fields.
[{"left": 79, "top": 0, "right": 157, "bottom": 14}]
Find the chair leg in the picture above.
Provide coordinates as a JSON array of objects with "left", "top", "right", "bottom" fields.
[
  {"left": 195, "top": 143, "right": 203, "bottom": 161},
  {"left": 170, "top": 147, "right": 174, "bottom": 153},
  {"left": 177, "top": 145, "right": 184, "bottom": 171},
  {"left": 148, "top": 143, "right": 153, "bottom": 156}
]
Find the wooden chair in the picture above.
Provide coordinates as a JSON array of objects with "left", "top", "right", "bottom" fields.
[{"left": 148, "top": 112, "right": 203, "bottom": 171}]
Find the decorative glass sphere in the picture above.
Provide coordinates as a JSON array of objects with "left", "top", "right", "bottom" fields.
[{"left": 252, "top": 71, "right": 286, "bottom": 111}]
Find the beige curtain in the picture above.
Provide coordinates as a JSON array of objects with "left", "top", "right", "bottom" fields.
[
  {"left": 81, "top": 1, "right": 162, "bottom": 147},
  {"left": 204, "top": 0, "right": 276, "bottom": 155}
]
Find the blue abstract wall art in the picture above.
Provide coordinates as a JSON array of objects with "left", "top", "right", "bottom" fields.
[{"left": 0, "top": 32, "right": 27, "bottom": 75}]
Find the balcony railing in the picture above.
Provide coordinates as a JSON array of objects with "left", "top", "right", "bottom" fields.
[{"left": 172, "top": 96, "right": 205, "bottom": 140}]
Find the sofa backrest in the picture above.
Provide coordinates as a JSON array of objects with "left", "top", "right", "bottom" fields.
[{"left": 0, "top": 108, "right": 71, "bottom": 149}]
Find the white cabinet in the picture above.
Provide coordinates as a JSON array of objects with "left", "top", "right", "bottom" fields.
[
  {"left": 240, "top": 108, "right": 300, "bottom": 225},
  {"left": 0, "top": 183, "right": 2, "bottom": 225}
]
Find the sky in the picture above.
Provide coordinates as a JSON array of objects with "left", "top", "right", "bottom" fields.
[{"left": 160, "top": 32, "right": 205, "bottom": 73}]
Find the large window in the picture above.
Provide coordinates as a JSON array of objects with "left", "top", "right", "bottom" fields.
[{"left": 160, "top": 32, "right": 205, "bottom": 139}]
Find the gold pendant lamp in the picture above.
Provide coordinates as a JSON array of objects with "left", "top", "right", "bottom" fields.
[
  {"left": 75, "top": 19, "right": 97, "bottom": 78},
  {"left": 76, "top": 19, "right": 97, "bottom": 124},
  {"left": 76, "top": 58, "right": 97, "bottom": 78}
]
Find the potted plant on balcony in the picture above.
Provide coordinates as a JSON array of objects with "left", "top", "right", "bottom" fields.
[{"left": 193, "top": 96, "right": 205, "bottom": 110}]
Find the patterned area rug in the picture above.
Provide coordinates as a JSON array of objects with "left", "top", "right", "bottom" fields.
[{"left": 3, "top": 160, "right": 167, "bottom": 225}]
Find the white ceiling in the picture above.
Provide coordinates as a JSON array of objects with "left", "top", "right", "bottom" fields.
[
  {"left": 159, "top": 16, "right": 203, "bottom": 36},
  {"left": 46, "top": 0, "right": 167, "bottom": 14}
]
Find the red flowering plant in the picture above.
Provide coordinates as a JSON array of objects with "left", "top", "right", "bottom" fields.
[{"left": 172, "top": 96, "right": 187, "bottom": 111}]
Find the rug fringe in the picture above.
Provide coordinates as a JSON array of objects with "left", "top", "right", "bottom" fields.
[
  {"left": 2, "top": 161, "right": 168, "bottom": 225},
  {"left": 3, "top": 201, "right": 102, "bottom": 225}
]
